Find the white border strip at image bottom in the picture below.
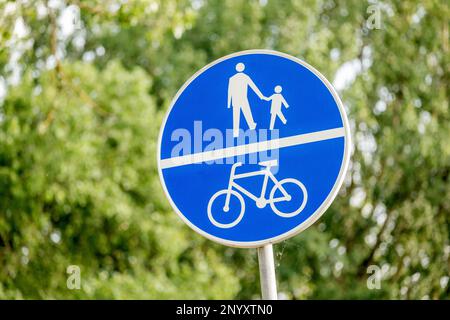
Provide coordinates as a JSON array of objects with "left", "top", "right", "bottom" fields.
[{"left": 160, "top": 127, "right": 345, "bottom": 169}]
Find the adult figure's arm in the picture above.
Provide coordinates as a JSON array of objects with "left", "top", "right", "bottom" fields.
[
  {"left": 227, "top": 79, "right": 232, "bottom": 108},
  {"left": 282, "top": 96, "right": 289, "bottom": 108},
  {"left": 247, "top": 76, "right": 266, "bottom": 100}
]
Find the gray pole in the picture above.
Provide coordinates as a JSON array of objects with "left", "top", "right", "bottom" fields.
[{"left": 257, "top": 244, "right": 278, "bottom": 300}]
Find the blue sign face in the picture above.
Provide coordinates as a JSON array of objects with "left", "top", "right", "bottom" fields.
[{"left": 158, "top": 50, "right": 351, "bottom": 248}]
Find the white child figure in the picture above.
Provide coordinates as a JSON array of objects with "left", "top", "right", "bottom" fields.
[{"left": 266, "top": 85, "right": 289, "bottom": 130}]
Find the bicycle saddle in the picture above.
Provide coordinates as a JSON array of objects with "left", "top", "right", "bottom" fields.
[{"left": 258, "top": 159, "right": 278, "bottom": 167}]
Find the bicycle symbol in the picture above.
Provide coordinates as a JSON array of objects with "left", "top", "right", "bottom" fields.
[{"left": 207, "top": 160, "right": 308, "bottom": 228}]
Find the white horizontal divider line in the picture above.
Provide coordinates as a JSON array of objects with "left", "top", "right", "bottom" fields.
[{"left": 161, "top": 127, "right": 345, "bottom": 169}]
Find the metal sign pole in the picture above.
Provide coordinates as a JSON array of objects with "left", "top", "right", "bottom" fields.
[{"left": 257, "top": 244, "right": 278, "bottom": 300}]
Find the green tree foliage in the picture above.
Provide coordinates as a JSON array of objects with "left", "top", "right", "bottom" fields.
[{"left": 0, "top": 0, "right": 448, "bottom": 299}]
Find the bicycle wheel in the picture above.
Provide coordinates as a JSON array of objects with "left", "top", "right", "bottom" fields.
[
  {"left": 207, "top": 189, "right": 245, "bottom": 228},
  {"left": 269, "top": 178, "right": 307, "bottom": 218}
]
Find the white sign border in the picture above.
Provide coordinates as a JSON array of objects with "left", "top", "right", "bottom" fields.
[{"left": 157, "top": 49, "right": 352, "bottom": 248}]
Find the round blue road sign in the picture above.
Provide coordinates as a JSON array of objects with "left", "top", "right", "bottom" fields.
[{"left": 158, "top": 50, "right": 351, "bottom": 248}]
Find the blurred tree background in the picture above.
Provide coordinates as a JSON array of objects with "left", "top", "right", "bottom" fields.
[{"left": 0, "top": 0, "right": 448, "bottom": 299}]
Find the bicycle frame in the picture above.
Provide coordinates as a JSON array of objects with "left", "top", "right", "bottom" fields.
[{"left": 224, "top": 162, "right": 290, "bottom": 207}]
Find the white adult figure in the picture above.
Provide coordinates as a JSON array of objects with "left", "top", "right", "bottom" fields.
[{"left": 227, "top": 63, "right": 266, "bottom": 137}]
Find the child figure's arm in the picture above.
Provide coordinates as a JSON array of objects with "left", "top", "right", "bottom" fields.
[{"left": 281, "top": 95, "right": 289, "bottom": 108}]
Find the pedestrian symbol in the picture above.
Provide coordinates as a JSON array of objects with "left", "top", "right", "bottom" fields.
[{"left": 158, "top": 50, "right": 351, "bottom": 248}]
